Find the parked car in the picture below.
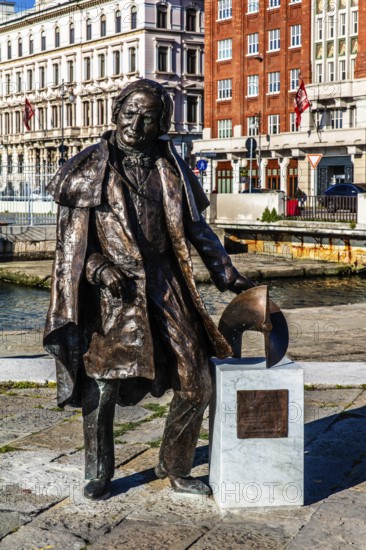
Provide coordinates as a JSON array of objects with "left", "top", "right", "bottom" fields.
[{"left": 318, "top": 183, "right": 366, "bottom": 212}]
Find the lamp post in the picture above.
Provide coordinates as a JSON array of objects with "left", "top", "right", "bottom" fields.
[
  {"left": 60, "top": 80, "right": 75, "bottom": 165},
  {"left": 249, "top": 112, "right": 262, "bottom": 189}
]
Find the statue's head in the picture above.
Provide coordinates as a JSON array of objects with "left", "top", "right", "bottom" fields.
[{"left": 112, "top": 79, "right": 173, "bottom": 149}]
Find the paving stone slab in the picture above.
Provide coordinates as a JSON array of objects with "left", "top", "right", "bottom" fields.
[
  {"left": 287, "top": 490, "right": 366, "bottom": 550},
  {"left": 89, "top": 519, "right": 204, "bottom": 550},
  {"left": 0, "top": 525, "right": 85, "bottom": 550},
  {"left": 115, "top": 417, "right": 166, "bottom": 444},
  {"left": 12, "top": 415, "right": 84, "bottom": 452},
  {"left": 114, "top": 404, "right": 154, "bottom": 424},
  {"left": 114, "top": 442, "right": 150, "bottom": 468},
  {"left": 190, "top": 521, "right": 289, "bottom": 549},
  {"left": 0, "top": 407, "right": 75, "bottom": 436},
  {"left": 0, "top": 511, "right": 31, "bottom": 540}
]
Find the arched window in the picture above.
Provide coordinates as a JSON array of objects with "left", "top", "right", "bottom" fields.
[
  {"left": 157, "top": 4, "right": 167, "bottom": 29},
  {"left": 29, "top": 34, "right": 33, "bottom": 54},
  {"left": 86, "top": 18, "right": 92, "bottom": 40},
  {"left": 115, "top": 10, "right": 121, "bottom": 33},
  {"left": 7, "top": 40, "right": 11, "bottom": 60},
  {"left": 131, "top": 5, "right": 138, "bottom": 29},
  {"left": 186, "top": 8, "right": 196, "bottom": 31},
  {"left": 55, "top": 27, "right": 60, "bottom": 48},
  {"left": 18, "top": 38, "right": 22, "bottom": 57},
  {"left": 100, "top": 14, "right": 106, "bottom": 37},
  {"left": 69, "top": 22, "right": 75, "bottom": 44},
  {"left": 41, "top": 30, "right": 46, "bottom": 51}
]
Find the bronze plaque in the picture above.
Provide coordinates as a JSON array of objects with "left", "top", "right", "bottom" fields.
[{"left": 237, "top": 389, "right": 289, "bottom": 439}]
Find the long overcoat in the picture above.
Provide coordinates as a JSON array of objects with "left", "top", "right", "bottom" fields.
[{"left": 44, "top": 132, "right": 235, "bottom": 407}]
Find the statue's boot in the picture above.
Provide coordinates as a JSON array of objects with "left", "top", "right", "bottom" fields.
[
  {"left": 155, "top": 463, "right": 212, "bottom": 496},
  {"left": 84, "top": 478, "right": 111, "bottom": 501}
]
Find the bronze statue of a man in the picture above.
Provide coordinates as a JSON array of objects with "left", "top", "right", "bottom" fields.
[{"left": 44, "top": 79, "right": 252, "bottom": 500}]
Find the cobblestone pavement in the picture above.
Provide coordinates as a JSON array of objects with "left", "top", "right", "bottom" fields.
[{"left": 1, "top": 383, "right": 366, "bottom": 549}]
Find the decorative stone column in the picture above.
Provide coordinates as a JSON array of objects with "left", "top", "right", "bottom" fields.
[
  {"left": 260, "top": 159, "right": 268, "bottom": 189},
  {"left": 279, "top": 157, "right": 290, "bottom": 193}
]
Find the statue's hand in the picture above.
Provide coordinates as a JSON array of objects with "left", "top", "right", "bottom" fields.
[
  {"left": 227, "top": 273, "right": 255, "bottom": 295},
  {"left": 100, "top": 265, "right": 136, "bottom": 300}
]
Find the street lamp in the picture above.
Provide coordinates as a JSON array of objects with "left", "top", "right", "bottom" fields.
[{"left": 60, "top": 80, "right": 75, "bottom": 165}]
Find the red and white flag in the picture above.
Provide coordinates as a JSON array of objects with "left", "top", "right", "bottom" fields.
[
  {"left": 294, "top": 80, "right": 310, "bottom": 129},
  {"left": 23, "top": 98, "right": 35, "bottom": 131}
]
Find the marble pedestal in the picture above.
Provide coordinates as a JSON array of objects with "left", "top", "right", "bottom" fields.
[{"left": 209, "top": 357, "right": 304, "bottom": 509}]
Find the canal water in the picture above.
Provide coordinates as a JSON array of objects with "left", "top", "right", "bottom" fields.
[{"left": 0, "top": 276, "right": 365, "bottom": 331}]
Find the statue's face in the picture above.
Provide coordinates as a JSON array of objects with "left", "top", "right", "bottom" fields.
[{"left": 117, "top": 91, "right": 162, "bottom": 149}]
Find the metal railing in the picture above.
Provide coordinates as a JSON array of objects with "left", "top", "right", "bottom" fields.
[
  {"left": 284, "top": 195, "right": 357, "bottom": 223},
  {"left": 0, "top": 194, "right": 57, "bottom": 225}
]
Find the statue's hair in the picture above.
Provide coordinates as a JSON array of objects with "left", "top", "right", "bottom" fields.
[{"left": 111, "top": 79, "right": 173, "bottom": 136}]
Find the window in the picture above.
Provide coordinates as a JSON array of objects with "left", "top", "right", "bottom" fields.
[
  {"left": 328, "top": 15, "right": 334, "bottom": 39},
  {"left": 247, "top": 116, "right": 259, "bottom": 136},
  {"left": 100, "top": 14, "right": 106, "bottom": 37},
  {"left": 18, "top": 38, "right": 22, "bottom": 57},
  {"left": 248, "top": 33, "right": 259, "bottom": 55},
  {"left": 268, "top": 29, "right": 280, "bottom": 51},
  {"left": 269, "top": 0, "right": 280, "bottom": 7},
  {"left": 84, "top": 57, "right": 91, "bottom": 80},
  {"left": 27, "top": 69, "right": 33, "bottom": 91},
  {"left": 38, "top": 107, "right": 45, "bottom": 130},
  {"left": 53, "top": 63, "right": 59, "bottom": 85},
  {"left": 339, "top": 13, "right": 346, "bottom": 36},
  {"left": 218, "top": 79, "right": 232, "bottom": 100},
  {"left": 66, "top": 103, "right": 74, "bottom": 126},
  {"left": 115, "top": 10, "right": 121, "bottom": 32},
  {"left": 41, "top": 30, "right": 46, "bottom": 51},
  {"left": 248, "top": 0, "right": 259, "bottom": 13},
  {"left": 157, "top": 5, "right": 167, "bottom": 29},
  {"left": 316, "top": 63, "right": 323, "bottom": 83},
  {"left": 187, "top": 96, "right": 198, "bottom": 123},
  {"left": 67, "top": 60, "right": 74, "bottom": 82},
  {"left": 51, "top": 105, "right": 59, "bottom": 128},
  {"left": 16, "top": 72, "right": 22, "bottom": 93},
  {"left": 351, "top": 10, "right": 358, "bottom": 34},
  {"left": 29, "top": 34, "right": 33, "bottom": 54},
  {"left": 129, "top": 47, "right": 136, "bottom": 72},
  {"left": 328, "top": 61, "right": 334, "bottom": 81},
  {"left": 98, "top": 54, "right": 105, "bottom": 78},
  {"left": 158, "top": 46, "right": 168, "bottom": 71},
  {"left": 290, "top": 68, "right": 299, "bottom": 91},
  {"left": 218, "top": 38, "right": 232, "bottom": 60},
  {"left": 218, "top": 0, "right": 232, "bottom": 20},
  {"left": 39, "top": 66, "right": 45, "bottom": 88},
  {"left": 350, "top": 107, "right": 357, "bottom": 129},
  {"left": 316, "top": 18, "right": 323, "bottom": 41},
  {"left": 218, "top": 119, "right": 232, "bottom": 138},
  {"left": 86, "top": 19, "right": 92, "bottom": 40},
  {"left": 7, "top": 41, "right": 11, "bottom": 60},
  {"left": 268, "top": 71, "right": 280, "bottom": 93},
  {"left": 83, "top": 102, "right": 91, "bottom": 126},
  {"left": 69, "top": 23, "right": 75, "bottom": 44},
  {"left": 268, "top": 114, "right": 280, "bottom": 134},
  {"left": 5, "top": 74, "right": 11, "bottom": 95},
  {"left": 290, "top": 25, "right": 301, "bottom": 47},
  {"left": 97, "top": 99, "right": 105, "bottom": 125},
  {"left": 339, "top": 60, "right": 346, "bottom": 80},
  {"left": 18, "top": 153, "right": 23, "bottom": 173},
  {"left": 113, "top": 51, "right": 121, "bottom": 75},
  {"left": 55, "top": 27, "right": 60, "bottom": 47},
  {"left": 247, "top": 74, "right": 258, "bottom": 96},
  {"left": 330, "top": 109, "right": 343, "bottom": 129},
  {"left": 187, "top": 49, "right": 197, "bottom": 73},
  {"left": 186, "top": 8, "right": 196, "bottom": 31},
  {"left": 131, "top": 6, "right": 137, "bottom": 29},
  {"left": 7, "top": 154, "right": 12, "bottom": 174}
]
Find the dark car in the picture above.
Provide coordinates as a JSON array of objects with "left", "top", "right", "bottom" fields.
[{"left": 319, "top": 183, "right": 366, "bottom": 212}]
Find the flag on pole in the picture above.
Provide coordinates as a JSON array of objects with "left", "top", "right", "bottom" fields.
[
  {"left": 294, "top": 80, "right": 310, "bottom": 129},
  {"left": 23, "top": 98, "right": 35, "bottom": 131}
]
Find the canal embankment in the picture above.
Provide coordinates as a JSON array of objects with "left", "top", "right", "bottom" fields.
[{"left": 0, "top": 252, "right": 355, "bottom": 289}]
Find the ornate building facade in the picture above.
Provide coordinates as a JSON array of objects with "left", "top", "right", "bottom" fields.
[
  {"left": 0, "top": 0, "right": 204, "bottom": 194},
  {"left": 193, "top": 0, "right": 364, "bottom": 197}
]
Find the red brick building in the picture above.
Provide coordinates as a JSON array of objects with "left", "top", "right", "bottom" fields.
[{"left": 194, "top": 0, "right": 366, "bottom": 195}]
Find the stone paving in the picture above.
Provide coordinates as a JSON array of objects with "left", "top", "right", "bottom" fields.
[{"left": 1, "top": 382, "right": 366, "bottom": 549}]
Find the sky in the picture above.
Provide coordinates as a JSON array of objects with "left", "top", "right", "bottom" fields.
[{"left": 15, "top": 0, "right": 35, "bottom": 13}]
